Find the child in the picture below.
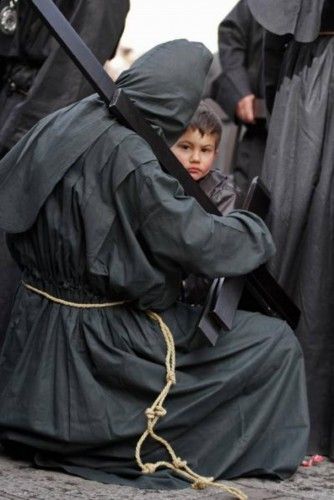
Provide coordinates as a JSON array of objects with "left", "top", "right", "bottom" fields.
[
  {"left": 171, "top": 101, "right": 240, "bottom": 215},
  {"left": 171, "top": 102, "right": 241, "bottom": 303}
]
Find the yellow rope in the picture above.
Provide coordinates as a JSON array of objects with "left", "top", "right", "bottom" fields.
[
  {"left": 23, "top": 282, "right": 128, "bottom": 308},
  {"left": 136, "top": 311, "right": 247, "bottom": 500},
  {"left": 23, "top": 282, "right": 247, "bottom": 499}
]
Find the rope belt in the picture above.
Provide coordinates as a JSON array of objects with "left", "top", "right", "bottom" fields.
[
  {"left": 23, "top": 281, "right": 247, "bottom": 500},
  {"left": 23, "top": 281, "right": 128, "bottom": 308},
  {"left": 319, "top": 31, "right": 334, "bottom": 36}
]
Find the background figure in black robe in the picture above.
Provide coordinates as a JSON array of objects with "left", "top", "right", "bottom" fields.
[
  {"left": 0, "top": 0, "right": 129, "bottom": 346},
  {"left": 248, "top": 0, "right": 334, "bottom": 457},
  {"left": 215, "top": 0, "right": 267, "bottom": 194}
]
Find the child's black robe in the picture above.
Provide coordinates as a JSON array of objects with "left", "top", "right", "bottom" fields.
[
  {"left": 249, "top": 0, "right": 334, "bottom": 456},
  {"left": 0, "top": 40, "right": 309, "bottom": 489}
]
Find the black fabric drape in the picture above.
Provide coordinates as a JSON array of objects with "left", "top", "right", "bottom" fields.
[
  {"left": 255, "top": 0, "right": 334, "bottom": 455},
  {"left": 248, "top": 0, "right": 326, "bottom": 42}
]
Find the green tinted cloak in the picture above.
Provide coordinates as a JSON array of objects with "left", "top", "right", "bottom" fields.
[{"left": 0, "top": 40, "right": 309, "bottom": 489}]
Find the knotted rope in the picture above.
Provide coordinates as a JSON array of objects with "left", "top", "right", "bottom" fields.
[
  {"left": 23, "top": 282, "right": 247, "bottom": 499},
  {"left": 136, "top": 311, "right": 247, "bottom": 500}
]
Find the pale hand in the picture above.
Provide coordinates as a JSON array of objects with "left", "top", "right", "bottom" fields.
[{"left": 235, "top": 94, "right": 256, "bottom": 124}]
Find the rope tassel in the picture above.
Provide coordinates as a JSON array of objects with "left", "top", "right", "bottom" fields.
[{"left": 135, "top": 311, "right": 248, "bottom": 500}]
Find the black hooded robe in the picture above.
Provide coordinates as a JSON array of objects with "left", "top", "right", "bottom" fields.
[
  {"left": 248, "top": 0, "right": 334, "bottom": 456},
  {"left": 0, "top": 40, "right": 309, "bottom": 489},
  {"left": 0, "top": 0, "right": 129, "bottom": 345},
  {"left": 216, "top": 0, "right": 267, "bottom": 194}
]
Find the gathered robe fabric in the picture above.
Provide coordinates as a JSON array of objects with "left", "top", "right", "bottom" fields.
[
  {"left": 216, "top": 0, "right": 267, "bottom": 193},
  {"left": 250, "top": 0, "right": 334, "bottom": 456},
  {"left": 0, "top": 0, "right": 129, "bottom": 345},
  {"left": 0, "top": 40, "right": 309, "bottom": 488}
]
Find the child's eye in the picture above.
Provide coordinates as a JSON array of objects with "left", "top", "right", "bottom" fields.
[{"left": 179, "top": 144, "right": 190, "bottom": 151}]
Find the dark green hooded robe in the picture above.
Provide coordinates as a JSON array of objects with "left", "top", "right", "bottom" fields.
[{"left": 0, "top": 40, "right": 309, "bottom": 489}]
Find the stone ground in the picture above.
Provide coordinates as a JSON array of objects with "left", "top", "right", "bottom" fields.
[{"left": 0, "top": 451, "right": 333, "bottom": 500}]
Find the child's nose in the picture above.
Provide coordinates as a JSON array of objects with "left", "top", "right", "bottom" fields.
[{"left": 190, "top": 151, "right": 200, "bottom": 162}]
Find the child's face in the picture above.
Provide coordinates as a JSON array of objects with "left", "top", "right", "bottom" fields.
[{"left": 171, "top": 128, "right": 218, "bottom": 181}]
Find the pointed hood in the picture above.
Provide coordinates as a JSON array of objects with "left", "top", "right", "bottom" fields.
[
  {"left": 0, "top": 39, "right": 212, "bottom": 233},
  {"left": 248, "top": 0, "right": 326, "bottom": 43},
  {"left": 116, "top": 39, "right": 212, "bottom": 145}
]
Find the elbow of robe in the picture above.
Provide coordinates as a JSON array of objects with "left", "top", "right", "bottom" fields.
[{"left": 195, "top": 210, "right": 276, "bottom": 279}]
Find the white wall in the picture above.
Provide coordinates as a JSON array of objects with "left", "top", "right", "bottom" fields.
[{"left": 121, "top": 0, "right": 238, "bottom": 55}]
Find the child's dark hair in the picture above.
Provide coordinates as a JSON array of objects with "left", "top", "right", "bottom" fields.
[{"left": 189, "top": 101, "right": 222, "bottom": 146}]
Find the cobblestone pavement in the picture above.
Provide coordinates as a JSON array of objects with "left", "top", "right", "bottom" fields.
[{"left": 0, "top": 452, "right": 333, "bottom": 500}]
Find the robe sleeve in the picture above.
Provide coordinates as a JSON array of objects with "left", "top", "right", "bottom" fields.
[
  {"left": 9, "top": 0, "right": 129, "bottom": 147},
  {"left": 133, "top": 162, "right": 275, "bottom": 279},
  {"left": 217, "top": 0, "right": 253, "bottom": 119}
]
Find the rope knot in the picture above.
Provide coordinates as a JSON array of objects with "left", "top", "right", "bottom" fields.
[
  {"left": 173, "top": 457, "right": 187, "bottom": 469},
  {"left": 166, "top": 373, "right": 176, "bottom": 384},
  {"left": 145, "top": 408, "right": 156, "bottom": 420},
  {"left": 155, "top": 405, "right": 167, "bottom": 417},
  {"left": 145, "top": 405, "right": 167, "bottom": 420},
  {"left": 192, "top": 479, "right": 209, "bottom": 490},
  {"left": 142, "top": 463, "right": 157, "bottom": 474}
]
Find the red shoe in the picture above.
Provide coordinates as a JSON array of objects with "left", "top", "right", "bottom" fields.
[{"left": 301, "top": 455, "right": 326, "bottom": 467}]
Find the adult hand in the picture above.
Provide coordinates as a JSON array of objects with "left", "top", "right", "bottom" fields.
[{"left": 235, "top": 94, "right": 256, "bottom": 124}]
